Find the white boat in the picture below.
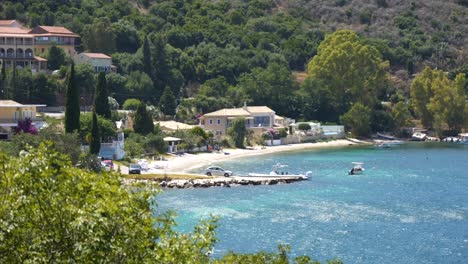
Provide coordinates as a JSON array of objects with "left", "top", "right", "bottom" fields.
[
  {"left": 459, "top": 133, "right": 468, "bottom": 144},
  {"left": 349, "top": 162, "right": 365, "bottom": 175},
  {"left": 248, "top": 163, "right": 311, "bottom": 180},
  {"left": 411, "top": 132, "right": 427, "bottom": 141}
]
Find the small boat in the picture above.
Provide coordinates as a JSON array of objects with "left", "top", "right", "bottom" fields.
[
  {"left": 248, "top": 163, "right": 311, "bottom": 180},
  {"left": 411, "top": 132, "right": 427, "bottom": 141},
  {"left": 349, "top": 162, "right": 365, "bottom": 175},
  {"left": 459, "top": 133, "right": 468, "bottom": 144}
]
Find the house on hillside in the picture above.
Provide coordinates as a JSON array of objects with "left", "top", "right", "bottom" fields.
[
  {"left": 75, "top": 52, "right": 116, "bottom": 73},
  {"left": 0, "top": 100, "right": 46, "bottom": 140},
  {"left": 29, "top": 26, "right": 79, "bottom": 57},
  {"left": 0, "top": 21, "right": 79, "bottom": 72},
  {"left": 198, "top": 105, "right": 275, "bottom": 139}
]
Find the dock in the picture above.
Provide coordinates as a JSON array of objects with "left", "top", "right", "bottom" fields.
[{"left": 123, "top": 175, "right": 307, "bottom": 189}]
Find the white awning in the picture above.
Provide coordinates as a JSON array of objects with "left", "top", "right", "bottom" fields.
[{"left": 163, "top": 137, "right": 182, "bottom": 142}]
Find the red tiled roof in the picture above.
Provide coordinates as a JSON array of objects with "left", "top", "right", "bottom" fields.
[
  {"left": 0, "top": 27, "right": 31, "bottom": 34},
  {"left": 0, "top": 20, "right": 16, "bottom": 26},
  {"left": 28, "top": 26, "right": 79, "bottom": 37},
  {"left": 80, "top": 53, "right": 111, "bottom": 59}
]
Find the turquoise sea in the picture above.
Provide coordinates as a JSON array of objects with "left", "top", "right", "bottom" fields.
[{"left": 156, "top": 143, "right": 468, "bottom": 263}]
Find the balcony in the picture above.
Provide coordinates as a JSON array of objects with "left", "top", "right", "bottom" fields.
[{"left": 0, "top": 117, "right": 44, "bottom": 125}]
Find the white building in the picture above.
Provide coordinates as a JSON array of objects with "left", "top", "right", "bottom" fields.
[{"left": 75, "top": 52, "right": 116, "bottom": 73}]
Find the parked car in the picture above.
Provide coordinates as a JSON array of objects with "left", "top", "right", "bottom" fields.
[
  {"left": 129, "top": 164, "right": 142, "bottom": 174},
  {"left": 204, "top": 166, "right": 233, "bottom": 177},
  {"left": 101, "top": 160, "right": 113, "bottom": 171}
]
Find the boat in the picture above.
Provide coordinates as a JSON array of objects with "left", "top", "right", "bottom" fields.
[
  {"left": 411, "top": 132, "right": 427, "bottom": 141},
  {"left": 459, "top": 133, "right": 468, "bottom": 144},
  {"left": 248, "top": 163, "right": 311, "bottom": 180},
  {"left": 348, "top": 162, "right": 365, "bottom": 175}
]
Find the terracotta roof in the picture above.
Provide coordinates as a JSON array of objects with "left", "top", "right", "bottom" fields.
[
  {"left": 154, "top": 120, "right": 194, "bottom": 130},
  {"left": 80, "top": 53, "right": 111, "bottom": 59},
  {"left": 30, "top": 26, "right": 79, "bottom": 37},
  {"left": 0, "top": 27, "right": 31, "bottom": 34},
  {"left": 246, "top": 106, "right": 275, "bottom": 114},
  {"left": 0, "top": 20, "right": 23, "bottom": 27},
  {"left": 203, "top": 108, "right": 252, "bottom": 117}
]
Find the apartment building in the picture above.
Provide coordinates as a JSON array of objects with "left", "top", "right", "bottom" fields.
[{"left": 0, "top": 20, "right": 79, "bottom": 73}]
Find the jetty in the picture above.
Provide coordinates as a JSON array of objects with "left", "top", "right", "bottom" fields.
[{"left": 123, "top": 175, "right": 307, "bottom": 189}]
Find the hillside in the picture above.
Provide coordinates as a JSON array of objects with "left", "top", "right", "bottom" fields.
[
  {"left": 285, "top": 0, "right": 467, "bottom": 72},
  {"left": 0, "top": 0, "right": 467, "bottom": 131}
]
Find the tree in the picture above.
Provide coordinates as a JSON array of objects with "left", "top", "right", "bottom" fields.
[
  {"left": 65, "top": 63, "right": 80, "bottom": 133},
  {"left": 0, "top": 143, "right": 217, "bottom": 262},
  {"left": 151, "top": 33, "right": 170, "bottom": 100},
  {"left": 299, "top": 77, "right": 337, "bottom": 122},
  {"left": 123, "top": 98, "right": 141, "bottom": 110},
  {"left": 83, "top": 18, "right": 116, "bottom": 54},
  {"left": 159, "top": 86, "right": 176, "bottom": 117},
  {"left": 79, "top": 113, "right": 116, "bottom": 141},
  {"left": 340, "top": 103, "right": 372, "bottom": 137},
  {"left": 411, "top": 67, "right": 467, "bottom": 131},
  {"left": 307, "top": 30, "right": 388, "bottom": 116},
  {"left": 228, "top": 118, "right": 247, "bottom": 148},
  {"left": 391, "top": 102, "right": 412, "bottom": 132},
  {"left": 142, "top": 36, "right": 153, "bottom": 78},
  {"left": 89, "top": 111, "right": 100, "bottom": 154},
  {"left": 133, "top": 103, "right": 154, "bottom": 135},
  {"left": 0, "top": 62, "right": 5, "bottom": 99},
  {"left": 75, "top": 64, "right": 96, "bottom": 109},
  {"left": 94, "top": 72, "right": 111, "bottom": 119},
  {"left": 298, "top": 123, "right": 311, "bottom": 132},
  {"left": 47, "top": 45, "right": 66, "bottom": 70},
  {"left": 410, "top": 67, "right": 437, "bottom": 128}
]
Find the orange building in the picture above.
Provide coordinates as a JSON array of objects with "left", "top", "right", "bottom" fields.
[{"left": 0, "top": 20, "right": 79, "bottom": 72}]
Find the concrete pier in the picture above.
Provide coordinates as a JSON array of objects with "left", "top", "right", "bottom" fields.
[{"left": 123, "top": 175, "right": 307, "bottom": 189}]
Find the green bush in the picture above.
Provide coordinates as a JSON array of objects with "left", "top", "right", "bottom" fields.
[{"left": 123, "top": 98, "right": 142, "bottom": 110}]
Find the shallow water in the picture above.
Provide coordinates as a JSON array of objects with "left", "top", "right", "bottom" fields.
[{"left": 156, "top": 143, "right": 468, "bottom": 263}]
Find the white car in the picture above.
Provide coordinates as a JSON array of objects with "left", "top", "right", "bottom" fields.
[{"left": 204, "top": 166, "right": 233, "bottom": 177}]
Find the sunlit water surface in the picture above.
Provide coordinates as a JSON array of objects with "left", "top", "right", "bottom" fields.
[{"left": 156, "top": 143, "right": 468, "bottom": 263}]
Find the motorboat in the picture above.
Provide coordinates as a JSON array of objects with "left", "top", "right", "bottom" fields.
[
  {"left": 248, "top": 163, "right": 311, "bottom": 180},
  {"left": 411, "top": 132, "right": 427, "bottom": 141},
  {"left": 349, "top": 162, "right": 365, "bottom": 175},
  {"left": 459, "top": 133, "right": 468, "bottom": 144}
]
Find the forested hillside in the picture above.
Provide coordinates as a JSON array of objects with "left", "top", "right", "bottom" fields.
[{"left": 0, "top": 0, "right": 467, "bottom": 134}]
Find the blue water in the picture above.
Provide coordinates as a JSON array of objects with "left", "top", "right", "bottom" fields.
[{"left": 156, "top": 143, "right": 468, "bottom": 263}]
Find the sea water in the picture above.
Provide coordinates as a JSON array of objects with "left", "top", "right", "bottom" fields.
[{"left": 156, "top": 143, "right": 468, "bottom": 263}]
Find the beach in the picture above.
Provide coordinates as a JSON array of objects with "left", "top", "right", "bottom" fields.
[{"left": 149, "top": 139, "right": 359, "bottom": 173}]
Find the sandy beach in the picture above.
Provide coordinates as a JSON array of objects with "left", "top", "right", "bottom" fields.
[{"left": 146, "top": 139, "right": 360, "bottom": 173}]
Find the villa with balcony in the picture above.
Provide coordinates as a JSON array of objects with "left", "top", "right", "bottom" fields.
[
  {"left": 0, "top": 21, "right": 79, "bottom": 73},
  {"left": 198, "top": 105, "right": 276, "bottom": 139},
  {"left": 0, "top": 100, "right": 46, "bottom": 140}
]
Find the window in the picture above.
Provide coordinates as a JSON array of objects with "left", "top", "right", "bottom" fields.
[
  {"left": 254, "top": 116, "right": 270, "bottom": 127},
  {"left": 209, "top": 119, "right": 213, "bottom": 125},
  {"left": 216, "top": 131, "right": 222, "bottom": 135},
  {"left": 217, "top": 119, "right": 221, "bottom": 125}
]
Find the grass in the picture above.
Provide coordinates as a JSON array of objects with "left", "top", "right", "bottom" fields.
[{"left": 126, "top": 173, "right": 212, "bottom": 181}]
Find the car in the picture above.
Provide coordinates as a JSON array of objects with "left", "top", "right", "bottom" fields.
[
  {"left": 204, "top": 166, "right": 233, "bottom": 177},
  {"left": 101, "top": 160, "right": 113, "bottom": 171},
  {"left": 129, "top": 164, "right": 142, "bottom": 174}
]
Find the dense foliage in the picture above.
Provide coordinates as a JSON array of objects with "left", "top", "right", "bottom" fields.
[{"left": 1, "top": 0, "right": 466, "bottom": 132}]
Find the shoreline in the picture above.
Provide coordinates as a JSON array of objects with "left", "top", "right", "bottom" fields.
[{"left": 156, "top": 139, "right": 364, "bottom": 173}]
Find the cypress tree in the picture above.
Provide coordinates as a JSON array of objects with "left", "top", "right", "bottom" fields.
[
  {"left": 133, "top": 103, "right": 154, "bottom": 135},
  {"left": 0, "top": 63, "right": 5, "bottom": 99},
  {"left": 152, "top": 34, "right": 169, "bottom": 101},
  {"left": 142, "top": 36, "right": 152, "bottom": 78},
  {"left": 65, "top": 62, "right": 80, "bottom": 133},
  {"left": 94, "top": 72, "right": 111, "bottom": 119},
  {"left": 159, "top": 86, "right": 176, "bottom": 116},
  {"left": 89, "top": 110, "right": 101, "bottom": 155}
]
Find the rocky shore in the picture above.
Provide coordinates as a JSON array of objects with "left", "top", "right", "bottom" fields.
[{"left": 123, "top": 176, "right": 307, "bottom": 189}]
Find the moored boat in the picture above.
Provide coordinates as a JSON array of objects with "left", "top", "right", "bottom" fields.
[
  {"left": 248, "top": 163, "right": 311, "bottom": 180},
  {"left": 459, "top": 133, "right": 468, "bottom": 144},
  {"left": 349, "top": 162, "right": 365, "bottom": 175}
]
